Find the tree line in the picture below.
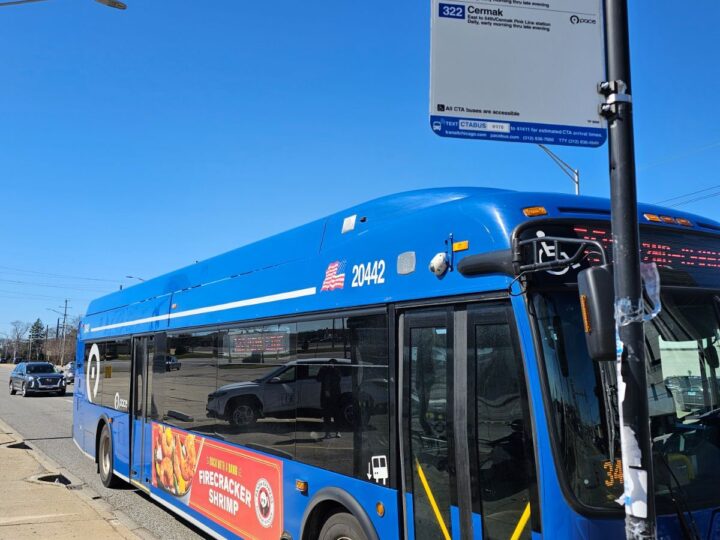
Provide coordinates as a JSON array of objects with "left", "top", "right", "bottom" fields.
[{"left": 1, "top": 317, "right": 81, "bottom": 365}]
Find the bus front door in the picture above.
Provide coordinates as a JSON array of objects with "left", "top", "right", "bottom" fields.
[
  {"left": 130, "top": 336, "right": 152, "bottom": 489},
  {"left": 400, "top": 303, "right": 538, "bottom": 540},
  {"left": 401, "top": 307, "right": 460, "bottom": 540}
]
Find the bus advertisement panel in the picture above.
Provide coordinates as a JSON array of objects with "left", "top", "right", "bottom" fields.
[{"left": 151, "top": 423, "right": 283, "bottom": 539}]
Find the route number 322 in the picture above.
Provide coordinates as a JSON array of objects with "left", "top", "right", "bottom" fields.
[{"left": 351, "top": 260, "right": 386, "bottom": 287}]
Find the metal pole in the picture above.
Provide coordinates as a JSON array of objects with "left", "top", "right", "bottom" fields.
[
  {"left": 537, "top": 144, "right": 581, "bottom": 195},
  {"left": 60, "top": 299, "right": 68, "bottom": 366},
  {"left": 601, "top": 1, "right": 655, "bottom": 538},
  {"left": 574, "top": 169, "right": 580, "bottom": 196}
]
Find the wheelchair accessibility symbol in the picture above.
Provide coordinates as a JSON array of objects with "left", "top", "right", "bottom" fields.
[{"left": 536, "top": 231, "right": 581, "bottom": 276}]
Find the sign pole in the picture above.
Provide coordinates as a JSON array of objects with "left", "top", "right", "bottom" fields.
[{"left": 600, "top": 1, "right": 656, "bottom": 538}]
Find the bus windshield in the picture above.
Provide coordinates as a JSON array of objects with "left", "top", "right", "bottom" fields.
[{"left": 532, "top": 288, "right": 720, "bottom": 514}]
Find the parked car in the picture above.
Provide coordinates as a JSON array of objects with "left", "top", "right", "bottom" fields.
[
  {"left": 164, "top": 355, "right": 181, "bottom": 371},
  {"left": 9, "top": 362, "right": 67, "bottom": 397},
  {"left": 63, "top": 362, "right": 75, "bottom": 384}
]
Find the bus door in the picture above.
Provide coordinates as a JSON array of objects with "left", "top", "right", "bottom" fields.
[
  {"left": 400, "top": 303, "right": 538, "bottom": 540},
  {"left": 130, "top": 336, "right": 153, "bottom": 488}
]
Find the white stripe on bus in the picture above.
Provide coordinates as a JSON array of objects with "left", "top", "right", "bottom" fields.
[{"left": 87, "top": 286, "right": 317, "bottom": 333}]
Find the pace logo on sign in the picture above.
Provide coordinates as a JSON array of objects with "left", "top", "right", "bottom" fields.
[{"left": 430, "top": 0, "right": 607, "bottom": 148}]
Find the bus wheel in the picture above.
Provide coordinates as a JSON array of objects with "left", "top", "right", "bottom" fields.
[
  {"left": 98, "top": 424, "right": 121, "bottom": 488},
  {"left": 229, "top": 401, "right": 258, "bottom": 427},
  {"left": 318, "top": 512, "right": 368, "bottom": 540}
]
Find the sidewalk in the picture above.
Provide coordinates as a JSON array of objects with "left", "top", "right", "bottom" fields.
[{"left": 0, "top": 418, "right": 149, "bottom": 540}]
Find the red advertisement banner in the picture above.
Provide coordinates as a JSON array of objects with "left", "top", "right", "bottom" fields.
[{"left": 151, "top": 423, "right": 283, "bottom": 539}]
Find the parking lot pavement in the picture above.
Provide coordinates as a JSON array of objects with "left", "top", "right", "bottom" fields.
[{"left": 0, "top": 416, "right": 146, "bottom": 539}]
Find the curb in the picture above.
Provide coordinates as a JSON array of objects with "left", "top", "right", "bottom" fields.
[{"left": 0, "top": 416, "right": 156, "bottom": 540}]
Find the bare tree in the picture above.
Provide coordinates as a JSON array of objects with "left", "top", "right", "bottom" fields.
[{"left": 10, "top": 320, "right": 30, "bottom": 360}]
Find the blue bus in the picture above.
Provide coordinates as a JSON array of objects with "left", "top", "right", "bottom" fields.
[{"left": 73, "top": 187, "right": 720, "bottom": 539}]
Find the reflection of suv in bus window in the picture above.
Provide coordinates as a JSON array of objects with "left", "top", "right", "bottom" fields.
[
  {"left": 206, "top": 358, "right": 387, "bottom": 428},
  {"left": 156, "top": 354, "right": 181, "bottom": 371}
]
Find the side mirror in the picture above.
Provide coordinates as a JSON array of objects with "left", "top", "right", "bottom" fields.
[
  {"left": 704, "top": 345, "right": 719, "bottom": 370},
  {"left": 577, "top": 264, "right": 616, "bottom": 361}
]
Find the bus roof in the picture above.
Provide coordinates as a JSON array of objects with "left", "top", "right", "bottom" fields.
[{"left": 82, "top": 187, "right": 720, "bottom": 337}]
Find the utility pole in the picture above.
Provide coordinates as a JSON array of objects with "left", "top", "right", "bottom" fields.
[
  {"left": 60, "top": 299, "right": 68, "bottom": 366},
  {"left": 600, "top": 1, "right": 655, "bottom": 538}
]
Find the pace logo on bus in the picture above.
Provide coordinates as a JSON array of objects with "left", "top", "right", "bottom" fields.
[{"left": 86, "top": 343, "right": 101, "bottom": 403}]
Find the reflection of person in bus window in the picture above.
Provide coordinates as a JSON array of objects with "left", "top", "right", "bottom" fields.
[
  {"left": 317, "top": 359, "right": 342, "bottom": 438},
  {"left": 418, "top": 333, "right": 437, "bottom": 436}
]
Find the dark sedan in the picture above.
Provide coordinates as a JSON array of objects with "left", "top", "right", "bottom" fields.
[{"left": 9, "top": 362, "right": 67, "bottom": 397}]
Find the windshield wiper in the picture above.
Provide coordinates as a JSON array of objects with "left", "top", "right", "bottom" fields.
[
  {"left": 597, "top": 362, "right": 619, "bottom": 464},
  {"left": 656, "top": 453, "right": 702, "bottom": 540},
  {"left": 690, "top": 406, "right": 720, "bottom": 424}
]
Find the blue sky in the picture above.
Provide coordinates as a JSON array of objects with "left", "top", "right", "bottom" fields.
[{"left": 1, "top": 1, "right": 719, "bottom": 336}]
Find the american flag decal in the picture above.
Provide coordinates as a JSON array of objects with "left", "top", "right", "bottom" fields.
[{"left": 321, "top": 260, "right": 346, "bottom": 291}]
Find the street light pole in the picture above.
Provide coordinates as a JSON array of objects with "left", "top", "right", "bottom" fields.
[
  {"left": 600, "top": 1, "right": 656, "bottom": 538},
  {"left": 537, "top": 144, "right": 581, "bottom": 195}
]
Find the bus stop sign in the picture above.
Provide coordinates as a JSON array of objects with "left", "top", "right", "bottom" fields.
[{"left": 430, "top": 0, "right": 607, "bottom": 148}]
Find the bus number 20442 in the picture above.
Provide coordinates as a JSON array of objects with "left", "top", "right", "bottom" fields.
[{"left": 351, "top": 260, "right": 386, "bottom": 287}]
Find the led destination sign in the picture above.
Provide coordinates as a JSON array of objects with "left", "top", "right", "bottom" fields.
[{"left": 521, "top": 222, "right": 720, "bottom": 288}]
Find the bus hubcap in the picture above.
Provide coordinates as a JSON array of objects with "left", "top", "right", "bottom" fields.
[{"left": 101, "top": 437, "right": 110, "bottom": 475}]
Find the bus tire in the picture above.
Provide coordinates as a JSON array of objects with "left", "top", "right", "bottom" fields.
[
  {"left": 318, "top": 512, "right": 368, "bottom": 540},
  {"left": 98, "top": 424, "right": 121, "bottom": 488}
]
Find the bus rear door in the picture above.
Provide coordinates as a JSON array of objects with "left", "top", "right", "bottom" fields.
[{"left": 130, "top": 335, "right": 153, "bottom": 488}]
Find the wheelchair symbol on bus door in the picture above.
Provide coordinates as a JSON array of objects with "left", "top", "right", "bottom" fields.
[{"left": 536, "top": 231, "right": 581, "bottom": 276}]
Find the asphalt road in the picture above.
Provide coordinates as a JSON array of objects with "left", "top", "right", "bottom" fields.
[{"left": 0, "top": 364, "right": 207, "bottom": 540}]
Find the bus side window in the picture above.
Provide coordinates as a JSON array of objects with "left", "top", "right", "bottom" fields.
[
  {"left": 100, "top": 339, "right": 132, "bottom": 412},
  {"left": 470, "top": 306, "right": 537, "bottom": 540}
]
